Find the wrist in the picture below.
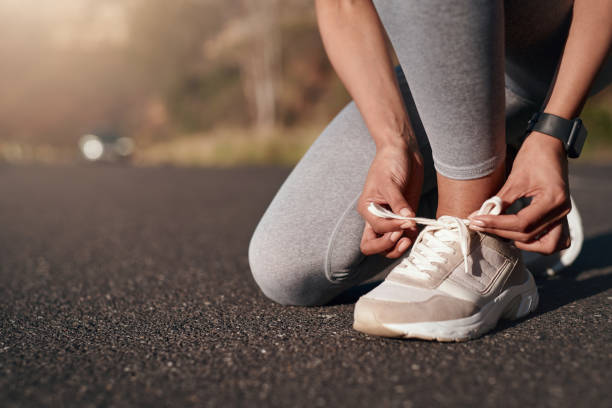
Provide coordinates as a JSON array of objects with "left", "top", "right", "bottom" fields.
[
  {"left": 526, "top": 131, "right": 566, "bottom": 158},
  {"left": 542, "top": 105, "right": 579, "bottom": 121},
  {"left": 374, "top": 127, "right": 419, "bottom": 153}
]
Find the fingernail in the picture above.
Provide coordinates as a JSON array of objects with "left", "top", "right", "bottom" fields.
[
  {"left": 390, "top": 231, "right": 402, "bottom": 242},
  {"left": 469, "top": 224, "right": 484, "bottom": 231},
  {"left": 470, "top": 219, "right": 485, "bottom": 227},
  {"left": 401, "top": 222, "right": 415, "bottom": 229},
  {"left": 398, "top": 239, "right": 410, "bottom": 252},
  {"left": 399, "top": 208, "right": 413, "bottom": 217}
]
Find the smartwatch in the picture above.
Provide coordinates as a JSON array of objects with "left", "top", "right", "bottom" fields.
[{"left": 525, "top": 112, "right": 587, "bottom": 158}]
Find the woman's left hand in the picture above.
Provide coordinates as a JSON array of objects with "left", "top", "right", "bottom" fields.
[{"left": 468, "top": 131, "right": 572, "bottom": 254}]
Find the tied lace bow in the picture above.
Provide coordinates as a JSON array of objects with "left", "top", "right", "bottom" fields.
[{"left": 367, "top": 196, "right": 503, "bottom": 279}]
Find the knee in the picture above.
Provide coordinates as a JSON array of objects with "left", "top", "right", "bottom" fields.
[{"left": 248, "top": 227, "right": 339, "bottom": 306}]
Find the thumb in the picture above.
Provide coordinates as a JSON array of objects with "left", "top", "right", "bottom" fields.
[
  {"left": 386, "top": 185, "right": 414, "bottom": 218},
  {"left": 469, "top": 177, "right": 521, "bottom": 220},
  {"left": 494, "top": 176, "right": 523, "bottom": 211}
]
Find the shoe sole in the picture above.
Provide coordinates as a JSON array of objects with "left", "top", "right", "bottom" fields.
[{"left": 353, "top": 271, "right": 539, "bottom": 342}]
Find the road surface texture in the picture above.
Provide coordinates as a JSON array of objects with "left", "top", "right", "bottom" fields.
[{"left": 0, "top": 164, "right": 610, "bottom": 408}]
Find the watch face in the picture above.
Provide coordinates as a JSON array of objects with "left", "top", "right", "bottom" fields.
[{"left": 567, "top": 119, "right": 587, "bottom": 158}]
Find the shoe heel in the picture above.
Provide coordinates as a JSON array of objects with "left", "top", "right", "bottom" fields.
[
  {"left": 503, "top": 290, "right": 539, "bottom": 320},
  {"left": 503, "top": 268, "right": 539, "bottom": 320}
]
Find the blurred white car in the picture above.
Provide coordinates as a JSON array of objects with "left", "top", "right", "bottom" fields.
[{"left": 79, "top": 133, "right": 134, "bottom": 162}]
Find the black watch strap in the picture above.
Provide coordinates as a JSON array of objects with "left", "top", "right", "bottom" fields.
[{"left": 525, "top": 112, "right": 587, "bottom": 158}]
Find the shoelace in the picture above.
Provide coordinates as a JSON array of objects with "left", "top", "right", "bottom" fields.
[{"left": 367, "top": 196, "right": 502, "bottom": 279}]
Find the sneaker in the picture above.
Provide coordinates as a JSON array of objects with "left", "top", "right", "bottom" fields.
[{"left": 353, "top": 197, "right": 539, "bottom": 341}]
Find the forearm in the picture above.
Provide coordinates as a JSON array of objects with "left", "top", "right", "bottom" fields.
[
  {"left": 543, "top": 0, "right": 612, "bottom": 119},
  {"left": 315, "top": 0, "right": 416, "bottom": 151}
]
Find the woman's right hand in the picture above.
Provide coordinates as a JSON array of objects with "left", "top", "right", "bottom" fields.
[{"left": 357, "top": 144, "right": 424, "bottom": 258}]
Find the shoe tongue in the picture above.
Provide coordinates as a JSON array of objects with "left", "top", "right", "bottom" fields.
[
  {"left": 413, "top": 228, "right": 457, "bottom": 262},
  {"left": 431, "top": 227, "right": 458, "bottom": 242}
]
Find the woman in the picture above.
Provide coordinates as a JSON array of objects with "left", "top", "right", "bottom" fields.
[{"left": 248, "top": 0, "right": 612, "bottom": 341}]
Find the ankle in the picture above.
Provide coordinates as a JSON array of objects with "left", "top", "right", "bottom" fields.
[{"left": 436, "top": 160, "right": 506, "bottom": 218}]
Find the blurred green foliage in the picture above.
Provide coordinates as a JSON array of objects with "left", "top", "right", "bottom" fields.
[{"left": 581, "top": 101, "right": 612, "bottom": 159}]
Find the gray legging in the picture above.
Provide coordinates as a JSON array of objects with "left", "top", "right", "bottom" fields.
[{"left": 247, "top": 0, "right": 601, "bottom": 306}]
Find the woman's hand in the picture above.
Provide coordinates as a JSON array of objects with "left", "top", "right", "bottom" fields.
[
  {"left": 468, "top": 0, "right": 612, "bottom": 254},
  {"left": 358, "top": 143, "right": 424, "bottom": 258},
  {"left": 468, "top": 131, "right": 571, "bottom": 254},
  {"left": 316, "top": 0, "right": 427, "bottom": 258}
]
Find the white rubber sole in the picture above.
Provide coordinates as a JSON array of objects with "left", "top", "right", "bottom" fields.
[{"left": 353, "top": 271, "right": 539, "bottom": 342}]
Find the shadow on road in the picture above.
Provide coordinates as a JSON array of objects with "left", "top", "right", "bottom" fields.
[
  {"left": 534, "top": 231, "right": 612, "bottom": 315},
  {"left": 570, "top": 231, "right": 612, "bottom": 271},
  {"left": 330, "top": 281, "right": 380, "bottom": 306},
  {"left": 330, "top": 232, "right": 612, "bottom": 312}
]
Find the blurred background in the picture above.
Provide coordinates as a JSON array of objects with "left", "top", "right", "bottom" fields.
[{"left": 0, "top": 0, "right": 611, "bottom": 166}]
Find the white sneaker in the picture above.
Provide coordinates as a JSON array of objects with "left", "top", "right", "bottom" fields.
[{"left": 353, "top": 197, "right": 539, "bottom": 341}]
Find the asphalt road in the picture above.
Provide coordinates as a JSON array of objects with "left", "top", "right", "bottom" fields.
[{"left": 0, "top": 164, "right": 611, "bottom": 408}]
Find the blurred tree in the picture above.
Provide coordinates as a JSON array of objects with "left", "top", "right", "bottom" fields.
[{"left": 205, "top": 0, "right": 281, "bottom": 131}]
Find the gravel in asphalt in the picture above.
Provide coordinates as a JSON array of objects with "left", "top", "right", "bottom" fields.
[{"left": 0, "top": 164, "right": 611, "bottom": 407}]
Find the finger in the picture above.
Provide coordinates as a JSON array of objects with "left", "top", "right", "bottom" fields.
[
  {"left": 361, "top": 221, "right": 377, "bottom": 242},
  {"left": 514, "top": 220, "right": 567, "bottom": 254},
  {"left": 360, "top": 233, "right": 398, "bottom": 255},
  {"left": 470, "top": 195, "right": 567, "bottom": 234},
  {"left": 384, "top": 186, "right": 417, "bottom": 230},
  {"left": 385, "top": 185, "right": 414, "bottom": 218},
  {"left": 470, "top": 207, "right": 569, "bottom": 243},
  {"left": 384, "top": 237, "right": 413, "bottom": 259},
  {"left": 366, "top": 215, "right": 409, "bottom": 234},
  {"left": 358, "top": 202, "right": 411, "bottom": 234},
  {"left": 469, "top": 214, "right": 563, "bottom": 243},
  {"left": 360, "top": 223, "right": 401, "bottom": 255},
  {"left": 466, "top": 176, "right": 530, "bottom": 221},
  {"left": 493, "top": 177, "right": 523, "bottom": 210},
  {"left": 402, "top": 225, "right": 419, "bottom": 242}
]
